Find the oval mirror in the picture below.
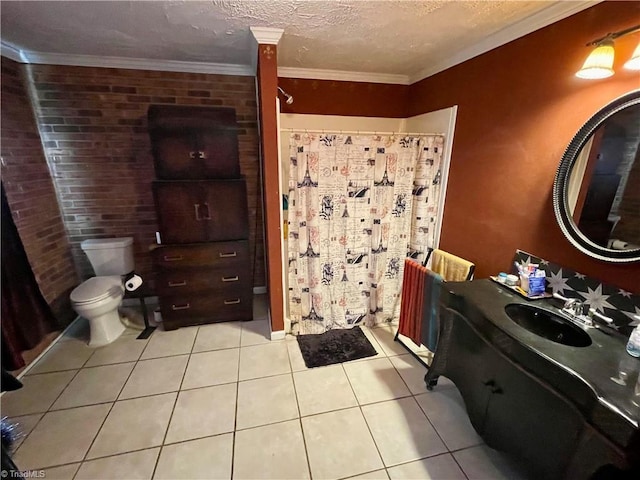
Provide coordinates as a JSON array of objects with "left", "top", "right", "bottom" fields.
[{"left": 553, "top": 90, "right": 640, "bottom": 263}]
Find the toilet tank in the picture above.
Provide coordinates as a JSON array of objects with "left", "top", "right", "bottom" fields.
[{"left": 81, "top": 237, "right": 134, "bottom": 276}]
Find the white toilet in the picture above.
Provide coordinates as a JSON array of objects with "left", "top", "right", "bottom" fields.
[{"left": 70, "top": 237, "right": 134, "bottom": 347}]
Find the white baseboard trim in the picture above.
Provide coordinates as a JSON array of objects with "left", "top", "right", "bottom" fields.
[
  {"left": 13, "top": 315, "right": 82, "bottom": 380},
  {"left": 253, "top": 286, "right": 267, "bottom": 294},
  {"left": 270, "top": 330, "right": 286, "bottom": 341}
]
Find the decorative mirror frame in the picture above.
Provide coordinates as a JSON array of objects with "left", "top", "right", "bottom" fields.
[{"left": 553, "top": 89, "right": 640, "bottom": 263}]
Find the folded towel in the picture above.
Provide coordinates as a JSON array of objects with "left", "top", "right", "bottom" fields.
[{"left": 431, "top": 249, "right": 474, "bottom": 282}]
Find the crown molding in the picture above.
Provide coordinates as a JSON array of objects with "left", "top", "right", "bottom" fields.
[
  {"left": 250, "top": 27, "right": 284, "bottom": 45},
  {"left": 1, "top": 41, "right": 27, "bottom": 62},
  {"left": 19, "top": 51, "right": 254, "bottom": 76},
  {"left": 278, "top": 67, "right": 410, "bottom": 85},
  {"left": 1, "top": 1, "right": 600, "bottom": 84},
  {"left": 408, "top": 0, "right": 601, "bottom": 83}
]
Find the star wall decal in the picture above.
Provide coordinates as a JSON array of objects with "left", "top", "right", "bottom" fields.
[
  {"left": 574, "top": 272, "right": 586, "bottom": 279},
  {"left": 547, "top": 269, "right": 570, "bottom": 294},
  {"left": 624, "top": 307, "right": 640, "bottom": 326},
  {"left": 518, "top": 256, "right": 533, "bottom": 273},
  {"left": 618, "top": 289, "right": 633, "bottom": 298},
  {"left": 578, "top": 284, "right": 615, "bottom": 313}
]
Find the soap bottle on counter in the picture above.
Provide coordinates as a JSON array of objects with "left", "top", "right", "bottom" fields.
[{"left": 626, "top": 325, "right": 640, "bottom": 358}]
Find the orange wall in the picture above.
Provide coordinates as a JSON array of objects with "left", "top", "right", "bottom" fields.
[
  {"left": 279, "top": 2, "right": 639, "bottom": 293},
  {"left": 277, "top": 78, "right": 408, "bottom": 117},
  {"left": 409, "top": 1, "right": 640, "bottom": 293}
]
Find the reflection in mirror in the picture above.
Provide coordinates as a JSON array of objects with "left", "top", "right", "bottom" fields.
[
  {"left": 554, "top": 90, "right": 640, "bottom": 263},
  {"left": 567, "top": 104, "right": 640, "bottom": 250}
]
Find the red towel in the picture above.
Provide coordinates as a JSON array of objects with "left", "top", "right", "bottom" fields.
[{"left": 398, "top": 259, "right": 425, "bottom": 346}]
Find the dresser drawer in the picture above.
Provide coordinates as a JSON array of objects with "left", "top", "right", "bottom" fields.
[
  {"left": 156, "top": 268, "right": 251, "bottom": 296},
  {"left": 159, "top": 291, "right": 253, "bottom": 329},
  {"left": 152, "top": 241, "right": 249, "bottom": 269}
]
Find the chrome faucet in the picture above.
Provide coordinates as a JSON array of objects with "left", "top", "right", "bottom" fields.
[
  {"left": 553, "top": 293, "right": 593, "bottom": 327},
  {"left": 552, "top": 292, "right": 615, "bottom": 329}
]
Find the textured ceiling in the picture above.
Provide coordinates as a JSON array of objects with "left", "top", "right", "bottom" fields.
[{"left": 0, "top": 1, "right": 592, "bottom": 79}]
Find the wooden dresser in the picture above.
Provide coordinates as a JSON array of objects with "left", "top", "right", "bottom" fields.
[{"left": 148, "top": 105, "right": 253, "bottom": 330}]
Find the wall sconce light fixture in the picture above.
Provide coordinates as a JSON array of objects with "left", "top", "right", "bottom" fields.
[{"left": 576, "top": 24, "right": 640, "bottom": 79}]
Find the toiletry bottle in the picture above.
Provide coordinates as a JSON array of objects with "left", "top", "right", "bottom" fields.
[{"left": 626, "top": 325, "right": 640, "bottom": 358}]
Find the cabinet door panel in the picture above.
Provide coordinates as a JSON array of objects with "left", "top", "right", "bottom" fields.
[
  {"left": 444, "top": 308, "right": 584, "bottom": 480},
  {"left": 483, "top": 346, "right": 584, "bottom": 479},
  {"left": 438, "top": 308, "right": 492, "bottom": 434},
  {"left": 201, "top": 180, "right": 249, "bottom": 241},
  {"left": 150, "top": 131, "right": 197, "bottom": 179},
  {"left": 154, "top": 180, "right": 249, "bottom": 243},
  {"left": 197, "top": 130, "right": 240, "bottom": 178},
  {"left": 153, "top": 182, "right": 207, "bottom": 244},
  {"left": 151, "top": 130, "right": 240, "bottom": 180}
]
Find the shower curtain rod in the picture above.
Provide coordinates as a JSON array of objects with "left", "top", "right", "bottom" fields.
[{"left": 281, "top": 128, "right": 443, "bottom": 136}]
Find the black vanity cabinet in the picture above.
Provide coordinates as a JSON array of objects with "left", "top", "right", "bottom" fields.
[
  {"left": 435, "top": 307, "right": 584, "bottom": 479},
  {"left": 424, "top": 282, "right": 637, "bottom": 480}
]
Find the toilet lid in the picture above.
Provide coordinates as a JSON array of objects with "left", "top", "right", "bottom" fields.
[{"left": 71, "top": 277, "right": 123, "bottom": 304}]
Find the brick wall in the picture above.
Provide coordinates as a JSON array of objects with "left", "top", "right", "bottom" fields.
[
  {"left": 26, "top": 65, "right": 264, "bottom": 289},
  {"left": 0, "top": 57, "right": 78, "bottom": 308}
]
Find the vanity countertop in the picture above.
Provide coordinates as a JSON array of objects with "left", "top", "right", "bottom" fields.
[{"left": 442, "top": 279, "right": 640, "bottom": 448}]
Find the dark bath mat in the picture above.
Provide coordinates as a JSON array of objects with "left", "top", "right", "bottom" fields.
[{"left": 296, "top": 326, "right": 378, "bottom": 368}]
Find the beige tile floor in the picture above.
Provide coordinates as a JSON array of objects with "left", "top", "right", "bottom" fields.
[{"left": 1, "top": 295, "right": 533, "bottom": 480}]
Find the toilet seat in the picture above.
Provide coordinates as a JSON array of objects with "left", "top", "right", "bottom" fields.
[{"left": 71, "top": 276, "right": 123, "bottom": 305}]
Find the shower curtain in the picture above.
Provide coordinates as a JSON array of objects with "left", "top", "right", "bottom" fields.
[
  {"left": 1, "top": 184, "right": 60, "bottom": 370},
  {"left": 287, "top": 132, "right": 444, "bottom": 335}
]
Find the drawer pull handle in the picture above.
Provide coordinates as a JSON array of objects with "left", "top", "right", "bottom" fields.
[
  {"left": 201, "top": 202, "right": 211, "bottom": 220},
  {"left": 224, "top": 298, "right": 241, "bottom": 305},
  {"left": 171, "top": 303, "right": 191, "bottom": 311},
  {"left": 194, "top": 203, "right": 211, "bottom": 221},
  {"left": 163, "top": 255, "right": 183, "bottom": 262},
  {"left": 168, "top": 280, "right": 187, "bottom": 287},
  {"left": 219, "top": 251, "right": 237, "bottom": 258},
  {"left": 221, "top": 276, "right": 239, "bottom": 282},
  {"left": 189, "top": 150, "right": 207, "bottom": 159}
]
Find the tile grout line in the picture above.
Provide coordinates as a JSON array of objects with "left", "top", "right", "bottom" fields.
[
  {"left": 12, "top": 336, "right": 102, "bottom": 463},
  {"left": 149, "top": 326, "right": 200, "bottom": 479},
  {"left": 14, "top": 327, "right": 149, "bottom": 472},
  {"left": 69, "top": 351, "right": 141, "bottom": 479},
  {"left": 381, "top": 325, "right": 459, "bottom": 461},
  {"left": 15, "top": 303, "right": 485, "bottom": 479},
  {"left": 346, "top": 329, "right": 460, "bottom": 476},
  {"left": 286, "top": 340, "right": 312, "bottom": 480},
  {"left": 11, "top": 368, "right": 82, "bottom": 458},
  {"left": 230, "top": 321, "right": 243, "bottom": 480},
  {"left": 340, "top": 361, "right": 387, "bottom": 476}
]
